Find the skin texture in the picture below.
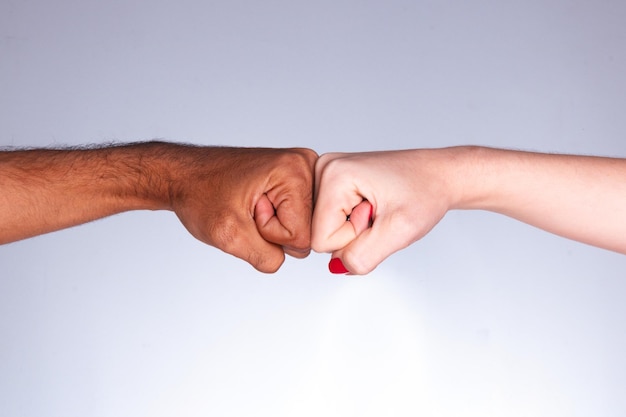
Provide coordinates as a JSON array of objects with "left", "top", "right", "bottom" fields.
[
  {"left": 312, "top": 146, "right": 626, "bottom": 275},
  {"left": 0, "top": 141, "right": 317, "bottom": 273},
  {"left": 3, "top": 143, "right": 625, "bottom": 275}
]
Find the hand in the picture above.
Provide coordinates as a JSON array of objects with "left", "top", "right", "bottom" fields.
[
  {"left": 0, "top": 142, "right": 317, "bottom": 273},
  {"left": 312, "top": 146, "right": 626, "bottom": 274},
  {"left": 311, "top": 149, "right": 459, "bottom": 274},
  {"left": 171, "top": 147, "right": 318, "bottom": 273}
]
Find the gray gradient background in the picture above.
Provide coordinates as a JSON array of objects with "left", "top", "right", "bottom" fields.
[{"left": 1, "top": 1, "right": 626, "bottom": 416}]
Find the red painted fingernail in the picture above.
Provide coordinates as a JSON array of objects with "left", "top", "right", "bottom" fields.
[{"left": 329, "top": 258, "right": 349, "bottom": 274}]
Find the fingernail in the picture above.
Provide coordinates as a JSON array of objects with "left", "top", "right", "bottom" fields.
[{"left": 329, "top": 258, "right": 349, "bottom": 274}]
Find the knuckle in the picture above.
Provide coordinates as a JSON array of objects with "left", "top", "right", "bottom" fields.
[
  {"left": 314, "top": 154, "right": 332, "bottom": 181},
  {"left": 286, "top": 248, "right": 311, "bottom": 259},
  {"left": 315, "top": 156, "right": 347, "bottom": 189},
  {"left": 253, "top": 253, "right": 284, "bottom": 273},
  {"left": 316, "top": 152, "right": 338, "bottom": 168},
  {"left": 276, "top": 153, "right": 315, "bottom": 194},
  {"left": 283, "top": 150, "right": 314, "bottom": 171},
  {"left": 310, "top": 235, "right": 331, "bottom": 253},
  {"left": 289, "top": 230, "right": 311, "bottom": 251},
  {"left": 315, "top": 153, "right": 334, "bottom": 173},
  {"left": 293, "top": 147, "right": 319, "bottom": 164}
]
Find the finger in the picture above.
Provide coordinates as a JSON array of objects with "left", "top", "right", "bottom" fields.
[
  {"left": 243, "top": 230, "right": 286, "bottom": 273},
  {"left": 311, "top": 197, "right": 372, "bottom": 253},
  {"left": 311, "top": 180, "right": 366, "bottom": 253},
  {"left": 283, "top": 246, "right": 311, "bottom": 259},
  {"left": 315, "top": 199, "right": 372, "bottom": 255},
  {"left": 255, "top": 193, "right": 312, "bottom": 252},
  {"left": 314, "top": 152, "right": 344, "bottom": 200},
  {"left": 254, "top": 148, "right": 316, "bottom": 252},
  {"left": 218, "top": 212, "right": 286, "bottom": 273},
  {"left": 348, "top": 200, "right": 373, "bottom": 236},
  {"left": 329, "top": 214, "right": 412, "bottom": 275},
  {"left": 312, "top": 152, "right": 377, "bottom": 252},
  {"left": 255, "top": 195, "right": 311, "bottom": 258},
  {"left": 254, "top": 193, "right": 277, "bottom": 230}
]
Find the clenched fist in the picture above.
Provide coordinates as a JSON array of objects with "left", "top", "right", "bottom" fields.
[{"left": 171, "top": 146, "right": 318, "bottom": 272}]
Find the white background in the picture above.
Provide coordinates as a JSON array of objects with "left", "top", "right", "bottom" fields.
[{"left": 2, "top": 1, "right": 626, "bottom": 416}]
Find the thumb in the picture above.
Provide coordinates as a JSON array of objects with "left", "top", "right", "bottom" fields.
[
  {"left": 347, "top": 200, "right": 373, "bottom": 236},
  {"left": 254, "top": 194, "right": 311, "bottom": 258}
]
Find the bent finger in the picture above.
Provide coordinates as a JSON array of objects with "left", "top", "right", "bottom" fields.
[
  {"left": 220, "top": 214, "right": 286, "bottom": 273},
  {"left": 329, "top": 215, "right": 411, "bottom": 275},
  {"left": 311, "top": 196, "right": 372, "bottom": 253},
  {"left": 283, "top": 246, "right": 311, "bottom": 259},
  {"left": 255, "top": 195, "right": 312, "bottom": 252}
]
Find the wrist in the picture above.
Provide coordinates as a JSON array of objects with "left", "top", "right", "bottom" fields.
[
  {"left": 122, "top": 142, "right": 215, "bottom": 212},
  {"left": 448, "top": 146, "right": 520, "bottom": 212},
  {"left": 440, "top": 146, "right": 493, "bottom": 211},
  {"left": 100, "top": 141, "right": 199, "bottom": 212}
]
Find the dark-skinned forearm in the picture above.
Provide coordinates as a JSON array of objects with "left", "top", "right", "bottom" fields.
[{"left": 0, "top": 141, "right": 188, "bottom": 244}]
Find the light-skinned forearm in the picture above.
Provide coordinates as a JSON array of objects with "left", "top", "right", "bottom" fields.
[{"left": 448, "top": 146, "right": 626, "bottom": 254}]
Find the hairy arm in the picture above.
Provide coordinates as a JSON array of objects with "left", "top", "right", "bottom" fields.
[
  {"left": 0, "top": 141, "right": 317, "bottom": 272},
  {"left": 0, "top": 142, "right": 173, "bottom": 243},
  {"left": 312, "top": 146, "right": 626, "bottom": 274}
]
